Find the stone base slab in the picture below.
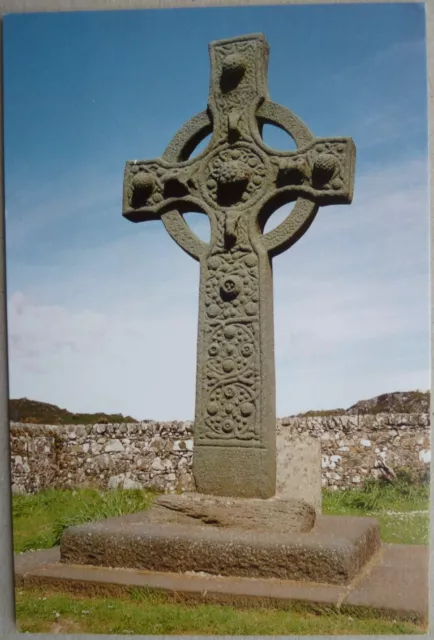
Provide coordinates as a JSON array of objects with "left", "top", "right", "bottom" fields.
[
  {"left": 59, "top": 501, "right": 381, "bottom": 585},
  {"left": 14, "top": 544, "right": 428, "bottom": 624}
]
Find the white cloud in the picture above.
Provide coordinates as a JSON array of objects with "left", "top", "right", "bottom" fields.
[{"left": 7, "top": 289, "right": 199, "bottom": 420}]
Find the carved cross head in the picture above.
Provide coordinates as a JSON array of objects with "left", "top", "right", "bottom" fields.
[{"left": 122, "top": 33, "right": 356, "bottom": 262}]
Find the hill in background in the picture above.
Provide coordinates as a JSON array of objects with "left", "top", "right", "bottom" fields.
[
  {"left": 293, "top": 390, "right": 429, "bottom": 417},
  {"left": 8, "top": 390, "right": 430, "bottom": 424},
  {"left": 9, "top": 398, "right": 137, "bottom": 425}
]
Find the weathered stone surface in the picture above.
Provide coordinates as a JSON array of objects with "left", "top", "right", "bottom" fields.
[
  {"left": 59, "top": 512, "right": 380, "bottom": 585},
  {"left": 122, "top": 33, "right": 355, "bottom": 498},
  {"left": 192, "top": 446, "right": 275, "bottom": 499},
  {"left": 104, "top": 439, "right": 124, "bottom": 453},
  {"left": 276, "top": 430, "right": 322, "bottom": 511},
  {"left": 150, "top": 493, "right": 315, "bottom": 533}
]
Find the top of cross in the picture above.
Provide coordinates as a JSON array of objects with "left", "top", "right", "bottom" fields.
[
  {"left": 207, "top": 33, "right": 270, "bottom": 144},
  {"left": 122, "top": 33, "right": 355, "bottom": 261}
]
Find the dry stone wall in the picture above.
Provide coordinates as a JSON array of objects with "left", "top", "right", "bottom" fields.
[
  {"left": 10, "top": 413, "right": 430, "bottom": 495},
  {"left": 279, "top": 413, "right": 430, "bottom": 489}
]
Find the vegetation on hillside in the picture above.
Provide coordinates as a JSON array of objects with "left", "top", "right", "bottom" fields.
[
  {"left": 346, "top": 390, "right": 429, "bottom": 415},
  {"left": 9, "top": 398, "right": 138, "bottom": 425},
  {"left": 293, "top": 390, "right": 429, "bottom": 418}
]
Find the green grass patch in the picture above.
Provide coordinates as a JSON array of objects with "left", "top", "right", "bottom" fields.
[
  {"left": 323, "top": 476, "right": 429, "bottom": 512},
  {"left": 322, "top": 478, "right": 429, "bottom": 545},
  {"left": 13, "top": 487, "right": 157, "bottom": 554},
  {"left": 15, "top": 588, "right": 426, "bottom": 635}
]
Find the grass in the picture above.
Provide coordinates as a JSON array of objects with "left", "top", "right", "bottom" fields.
[
  {"left": 15, "top": 587, "right": 426, "bottom": 635},
  {"left": 13, "top": 487, "right": 157, "bottom": 554},
  {"left": 13, "top": 480, "right": 429, "bottom": 635},
  {"left": 322, "top": 477, "right": 430, "bottom": 545}
]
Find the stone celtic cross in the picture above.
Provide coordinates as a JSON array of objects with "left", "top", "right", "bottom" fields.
[{"left": 123, "top": 34, "right": 356, "bottom": 499}]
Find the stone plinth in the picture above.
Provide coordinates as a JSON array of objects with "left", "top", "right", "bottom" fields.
[{"left": 60, "top": 494, "right": 380, "bottom": 585}]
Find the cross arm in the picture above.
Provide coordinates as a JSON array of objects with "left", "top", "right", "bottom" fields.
[
  {"left": 122, "top": 157, "right": 210, "bottom": 260},
  {"left": 263, "top": 137, "right": 356, "bottom": 212},
  {"left": 122, "top": 158, "right": 204, "bottom": 221},
  {"left": 253, "top": 134, "right": 355, "bottom": 258}
]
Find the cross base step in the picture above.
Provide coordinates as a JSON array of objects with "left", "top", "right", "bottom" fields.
[
  {"left": 59, "top": 494, "right": 380, "bottom": 585},
  {"left": 15, "top": 543, "right": 428, "bottom": 625}
]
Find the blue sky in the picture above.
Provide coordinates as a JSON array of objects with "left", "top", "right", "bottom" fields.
[{"left": 3, "top": 4, "right": 429, "bottom": 420}]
